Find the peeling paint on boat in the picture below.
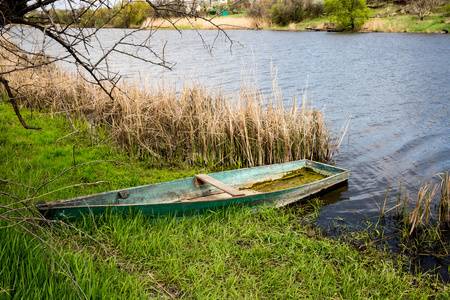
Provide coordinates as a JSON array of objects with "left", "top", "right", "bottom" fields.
[{"left": 36, "top": 160, "right": 349, "bottom": 220}]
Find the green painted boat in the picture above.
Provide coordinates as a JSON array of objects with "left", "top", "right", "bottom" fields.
[{"left": 36, "top": 160, "right": 349, "bottom": 220}]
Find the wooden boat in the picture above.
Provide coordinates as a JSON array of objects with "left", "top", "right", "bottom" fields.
[{"left": 36, "top": 160, "right": 349, "bottom": 220}]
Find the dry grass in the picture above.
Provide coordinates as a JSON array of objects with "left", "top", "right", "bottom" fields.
[
  {"left": 1, "top": 44, "right": 341, "bottom": 168},
  {"left": 374, "top": 171, "right": 450, "bottom": 261},
  {"left": 288, "top": 23, "right": 297, "bottom": 30},
  {"left": 363, "top": 19, "right": 390, "bottom": 31},
  {"left": 142, "top": 16, "right": 268, "bottom": 30},
  {"left": 408, "top": 183, "right": 439, "bottom": 234},
  {"left": 362, "top": 19, "right": 411, "bottom": 33},
  {"left": 408, "top": 171, "right": 450, "bottom": 232}
]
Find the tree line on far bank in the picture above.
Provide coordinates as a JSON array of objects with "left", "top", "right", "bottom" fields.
[
  {"left": 250, "top": 0, "right": 447, "bottom": 30},
  {"left": 25, "top": 0, "right": 450, "bottom": 31}
]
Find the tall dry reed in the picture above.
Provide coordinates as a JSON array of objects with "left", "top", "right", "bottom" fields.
[
  {"left": 382, "top": 171, "right": 450, "bottom": 234},
  {"left": 439, "top": 171, "right": 450, "bottom": 228},
  {"left": 1, "top": 46, "right": 341, "bottom": 168}
]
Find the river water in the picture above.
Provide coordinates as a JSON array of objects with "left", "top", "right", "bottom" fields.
[{"left": 12, "top": 28, "right": 450, "bottom": 219}]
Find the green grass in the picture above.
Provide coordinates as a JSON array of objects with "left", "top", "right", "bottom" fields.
[
  {"left": 1, "top": 104, "right": 449, "bottom": 299},
  {"left": 293, "top": 17, "right": 330, "bottom": 31},
  {"left": 359, "top": 4, "right": 450, "bottom": 33},
  {"left": 392, "top": 15, "right": 449, "bottom": 32},
  {"left": 221, "top": 13, "right": 247, "bottom": 18},
  {"left": 283, "top": 4, "right": 450, "bottom": 33},
  {"left": 74, "top": 207, "right": 449, "bottom": 299},
  {"left": 0, "top": 222, "right": 150, "bottom": 299},
  {"left": 0, "top": 102, "right": 203, "bottom": 204},
  {"left": 0, "top": 102, "right": 204, "bottom": 298}
]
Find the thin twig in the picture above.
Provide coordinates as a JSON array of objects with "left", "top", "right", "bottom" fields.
[
  {"left": 147, "top": 272, "right": 175, "bottom": 299},
  {"left": 24, "top": 181, "right": 108, "bottom": 202},
  {"left": 27, "top": 160, "right": 150, "bottom": 204},
  {"left": 0, "top": 178, "right": 36, "bottom": 189}
]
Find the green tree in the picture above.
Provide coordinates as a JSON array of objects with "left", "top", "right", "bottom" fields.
[
  {"left": 324, "top": 0, "right": 370, "bottom": 31},
  {"left": 112, "top": 1, "right": 154, "bottom": 28}
]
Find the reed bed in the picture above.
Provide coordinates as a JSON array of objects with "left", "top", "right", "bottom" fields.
[
  {"left": 1, "top": 48, "right": 341, "bottom": 168},
  {"left": 366, "top": 171, "right": 450, "bottom": 260},
  {"left": 391, "top": 171, "right": 450, "bottom": 234},
  {"left": 362, "top": 19, "right": 391, "bottom": 31},
  {"left": 142, "top": 16, "right": 268, "bottom": 30}
]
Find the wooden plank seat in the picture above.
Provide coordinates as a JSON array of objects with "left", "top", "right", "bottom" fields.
[{"left": 194, "top": 174, "right": 245, "bottom": 197}]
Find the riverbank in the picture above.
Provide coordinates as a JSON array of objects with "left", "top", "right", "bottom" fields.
[
  {"left": 1, "top": 104, "right": 448, "bottom": 298},
  {"left": 295, "top": 4, "right": 449, "bottom": 33},
  {"left": 143, "top": 4, "right": 449, "bottom": 33}
]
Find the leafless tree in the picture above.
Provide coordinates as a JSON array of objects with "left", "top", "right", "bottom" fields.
[
  {"left": 0, "top": 0, "right": 242, "bottom": 130},
  {"left": 412, "top": 0, "right": 440, "bottom": 20}
]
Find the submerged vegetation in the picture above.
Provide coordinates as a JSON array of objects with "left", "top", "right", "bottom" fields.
[{"left": 385, "top": 172, "right": 450, "bottom": 255}]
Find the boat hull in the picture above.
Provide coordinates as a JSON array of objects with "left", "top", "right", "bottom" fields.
[{"left": 36, "top": 160, "right": 349, "bottom": 220}]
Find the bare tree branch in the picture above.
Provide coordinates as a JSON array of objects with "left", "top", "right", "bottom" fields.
[{"left": 0, "top": 75, "right": 42, "bottom": 129}]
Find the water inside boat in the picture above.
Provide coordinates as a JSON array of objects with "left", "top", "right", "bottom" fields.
[
  {"left": 245, "top": 167, "right": 328, "bottom": 193},
  {"left": 183, "top": 167, "right": 329, "bottom": 203}
]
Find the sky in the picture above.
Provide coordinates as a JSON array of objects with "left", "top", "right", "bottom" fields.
[{"left": 51, "top": 0, "right": 120, "bottom": 10}]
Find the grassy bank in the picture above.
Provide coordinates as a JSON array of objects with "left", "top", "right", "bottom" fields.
[
  {"left": 292, "top": 4, "right": 449, "bottom": 33},
  {"left": 0, "top": 103, "right": 199, "bottom": 298},
  {"left": 1, "top": 103, "right": 449, "bottom": 298},
  {"left": 143, "top": 4, "right": 449, "bottom": 33},
  {"left": 358, "top": 4, "right": 449, "bottom": 33}
]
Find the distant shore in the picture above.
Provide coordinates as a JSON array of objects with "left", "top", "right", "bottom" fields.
[{"left": 142, "top": 6, "right": 449, "bottom": 34}]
